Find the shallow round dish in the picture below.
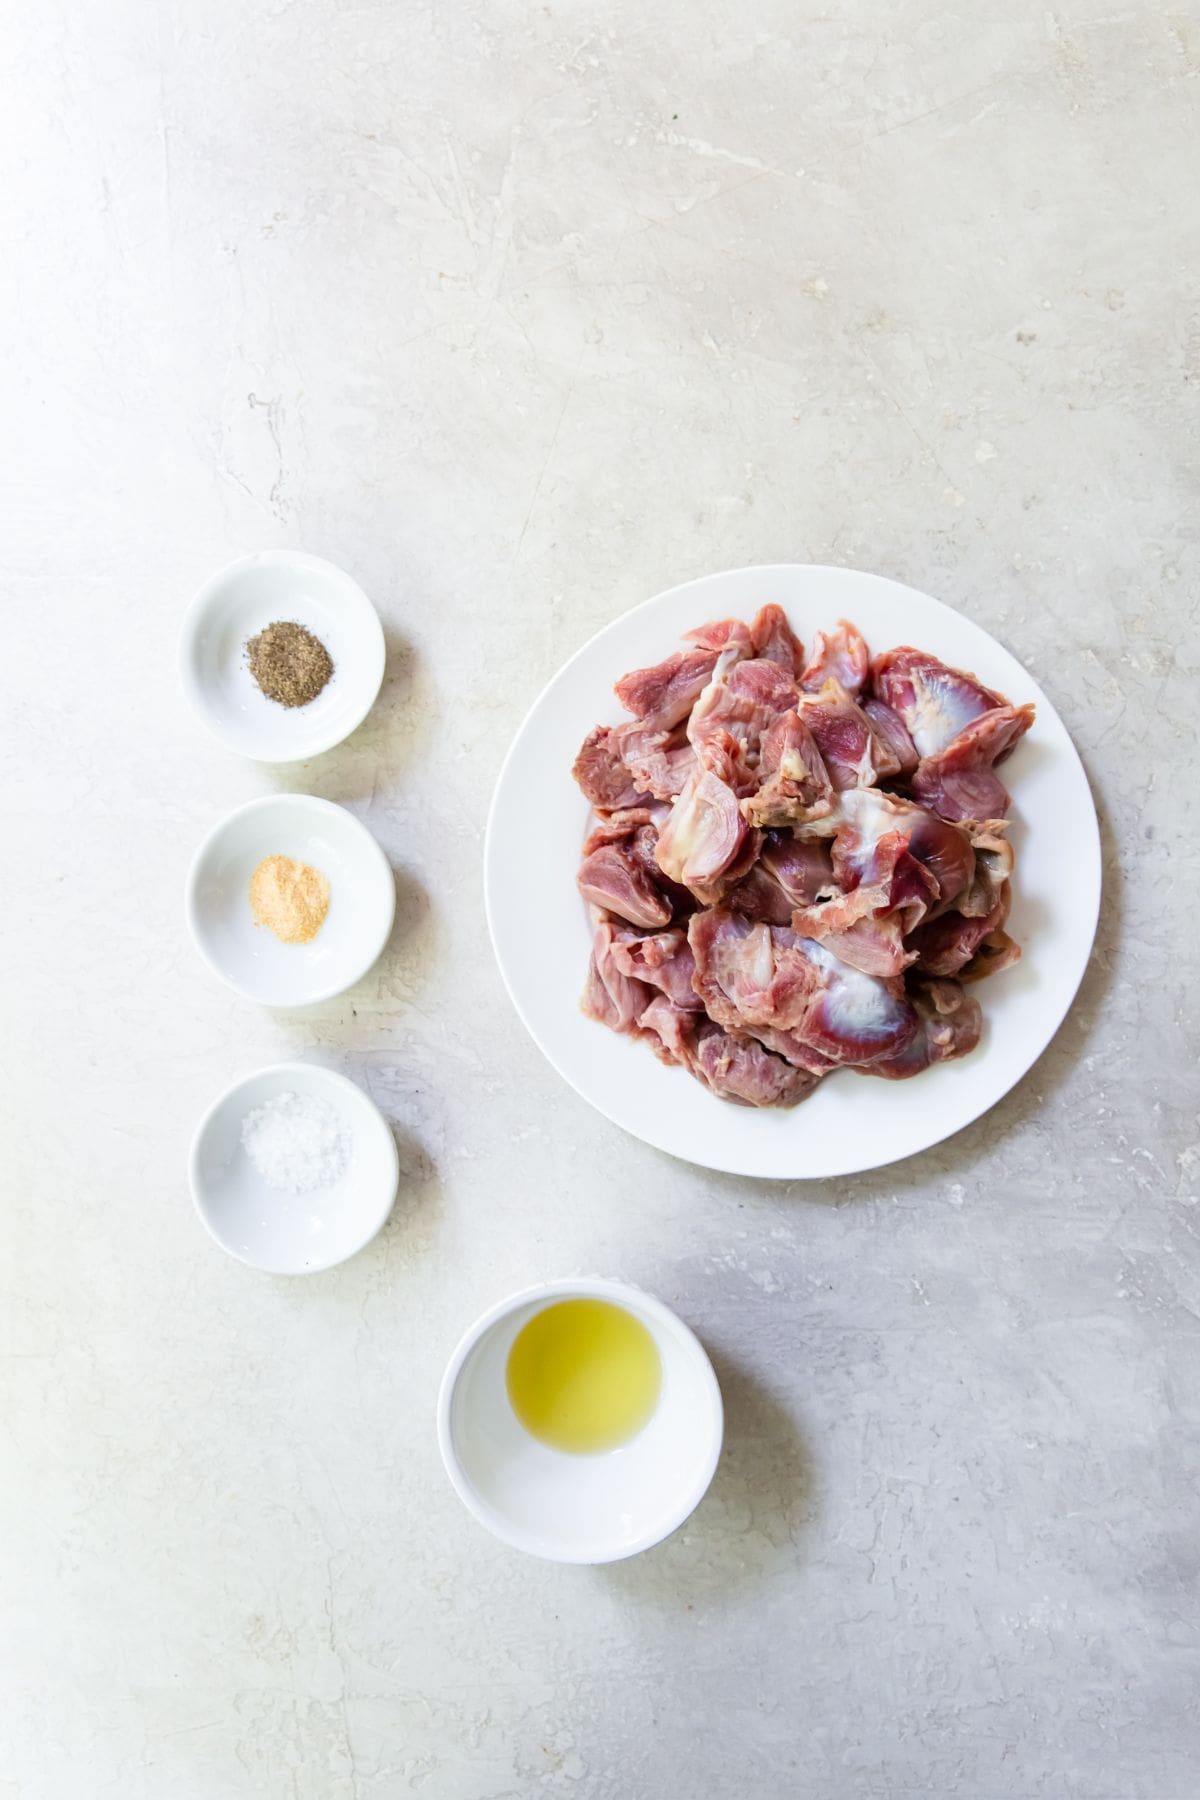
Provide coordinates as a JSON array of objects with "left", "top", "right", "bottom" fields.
[
  {"left": 438, "top": 1277, "right": 723, "bottom": 1563},
  {"left": 484, "top": 564, "right": 1102, "bottom": 1179},
  {"left": 187, "top": 794, "right": 394, "bottom": 1007},
  {"left": 190, "top": 1062, "right": 399, "bottom": 1274},
  {"left": 179, "top": 550, "right": 386, "bottom": 761}
]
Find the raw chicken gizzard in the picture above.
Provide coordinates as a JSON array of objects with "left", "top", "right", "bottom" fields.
[{"left": 572, "top": 606, "right": 1034, "bottom": 1108}]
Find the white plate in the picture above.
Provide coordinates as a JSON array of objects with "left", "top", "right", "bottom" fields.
[
  {"left": 437, "top": 1277, "right": 723, "bottom": 1563},
  {"left": 179, "top": 550, "right": 386, "bottom": 762},
  {"left": 484, "top": 564, "right": 1101, "bottom": 1179},
  {"left": 190, "top": 1062, "right": 399, "bottom": 1273},
  {"left": 186, "top": 794, "right": 395, "bottom": 1007}
]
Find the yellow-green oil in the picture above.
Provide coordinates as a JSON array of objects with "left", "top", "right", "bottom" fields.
[{"left": 505, "top": 1299, "right": 662, "bottom": 1454}]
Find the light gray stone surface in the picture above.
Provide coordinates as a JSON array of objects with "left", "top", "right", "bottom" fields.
[{"left": 3, "top": 2, "right": 1198, "bottom": 1795}]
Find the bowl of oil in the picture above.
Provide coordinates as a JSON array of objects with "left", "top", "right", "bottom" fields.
[{"left": 437, "top": 1278, "right": 724, "bottom": 1563}]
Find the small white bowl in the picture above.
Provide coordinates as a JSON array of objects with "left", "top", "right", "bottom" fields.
[
  {"left": 438, "top": 1278, "right": 723, "bottom": 1563},
  {"left": 190, "top": 1062, "right": 399, "bottom": 1274},
  {"left": 179, "top": 550, "right": 386, "bottom": 762},
  {"left": 187, "top": 794, "right": 395, "bottom": 1007}
]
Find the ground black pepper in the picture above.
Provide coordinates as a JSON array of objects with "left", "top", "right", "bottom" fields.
[{"left": 246, "top": 620, "right": 334, "bottom": 708}]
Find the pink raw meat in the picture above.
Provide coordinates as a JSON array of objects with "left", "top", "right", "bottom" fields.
[
  {"left": 582, "top": 805, "right": 665, "bottom": 851},
  {"left": 574, "top": 606, "right": 1027, "bottom": 1105},
  {"left": 958, "top": 824, "right": 1013, "bottom": 918},
  {"left": 832, "top": 788, "right": 975, "bottom": 906},
  {"left": 688, "top": 909, "right": 823, "bottom": 1033},
  {"left": 684, "top": 617, "right": 756, "bottom": 655},
  {"left": 690, "top": 1021, "right": 820, "bottom": 1106},
  {"left": 861, "top": 698, "right": 918, "bottom": 776},
  {"left": 614, "top": 645, "right": 731, "bottom": 731},
  {"left": 722, "top": 829, "right": 835, "bottom": 926},
  {"left": 790, "top": 830, "right": 937, "bottom": 978},
  {"left": 909, "top": 824, "right": 1020, "bottom": 980},
  {"left": 581, "top": 920, "right": 655, "bottom": 1034},
  {"left": 577, "top": 842, "right": 673, "bottom": 929},
  {"left": 610, "top": 928, "right": 704, "bottom": 1010},
  {"left": 795, "top": 678, "right": 903, "bottom": 790},
  {"left": 800, "top": 620, "right": 869, "bottom": 696},
  {"left": 911, "top": 704, "right": 1035, "bottom": 823},
  {"left": 626, "top": 735, "right": 696, "bottom": 800},
  {"left": 762, "top": 833, "right": 837, "bottom": 904},
  {"left": 741, "top": 710, "right": 835, "bottom": 829},
  {"left": 749, "top": 603, "right": 805, "bottom": 675},
  {"left": 572, "top": 723, "right": 655, "bottom": 810},
  {"left": 860, "top": 978, "right": 982, "bottom": 1079},
  {"left": 689, "top": 909, "right": 918, "bottom": 1066},
  {"left": 688, "top": 655, "right": 799, "bottom": 793},
  {"left": 638, "top": 995, "right": 819, "bottom": 1105},
  {"left": 872, "top": 647, "right": 1007, "bottom": 759},
  {"left": 910, "top": 897, "right": 1018, "bottom": 979},
  {"left": 655, "top": 764, "right": 748, "bottom": 893}
]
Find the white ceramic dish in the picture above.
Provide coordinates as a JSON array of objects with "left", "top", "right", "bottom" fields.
[
  {"left": 190, "top": 1062, "right": 399, "bottom": 1274},
  {"left": 187, "top": 794, "right": 395, "bottom": 1007},
  {"left": 485, "top": 564, "right": 1102, "bottom": 1180},
  {"left": 179, "top": 550, "right": 386, "bottom": 762},
  {"left": 438, "top": 1277, "right": 723, "bottom": 1563}
]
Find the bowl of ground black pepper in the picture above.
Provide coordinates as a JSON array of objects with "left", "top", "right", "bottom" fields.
[
  {"left": 186, "top": 794, "right": 395, "bottom": 1006},
  {"left": 178, "top": 550, "right": 387, "bottom": 761}
]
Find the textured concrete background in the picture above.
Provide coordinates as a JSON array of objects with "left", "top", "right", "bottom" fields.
[{"left": 3, "top": 2, "right": 1198, "bottom": 1796}]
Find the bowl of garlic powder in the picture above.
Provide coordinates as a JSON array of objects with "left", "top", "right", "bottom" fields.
[{"left": 186, "top": 794, "right": 395, "bottom": 1006}]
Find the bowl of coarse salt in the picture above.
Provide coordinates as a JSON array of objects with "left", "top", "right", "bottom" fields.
[{"left": 189, "top": 1063, "right": 399, "bottom": 1273}]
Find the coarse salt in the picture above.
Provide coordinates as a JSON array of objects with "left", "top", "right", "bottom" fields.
[{"left": 241, "top": 1090, "right": 351, "bottom": 1193}]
